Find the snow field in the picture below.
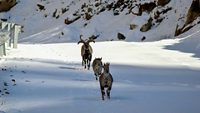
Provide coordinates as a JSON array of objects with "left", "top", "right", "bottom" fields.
[{"left": 0, "top": 39, "right": 200, "bottom": 113}]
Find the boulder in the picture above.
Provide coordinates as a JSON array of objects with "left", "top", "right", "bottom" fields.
[
  {"left": 130, "top": 24, "right": 137, "bottom": 30},
  {"left": 37, "top": 4, "right": 45, "bottom": 11},
  {"left": 117, "top": 33, "right": 126, "bottom": 40},
  {"left": 141, "top": 36, "right": 146, "bottom": 41}
]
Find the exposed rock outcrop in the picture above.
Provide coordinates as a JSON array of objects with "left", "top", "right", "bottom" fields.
[
  {"left": 157, "top": 0, "right": 171, "bottom": 6},
  {"left": 175, "top": 0, "right": 200, "bottom": 36},
  {"left": 64, "top": 16, "right": 81, "bottom": 25},
  {"left": 185, "top": 0, "right": 200, "bottom": 25},
  {"left": 140, "top": 17, "right": 153, "bottom": 32},
  {"left": 0, "top": 0, "right": 17, "bottom": 12}
]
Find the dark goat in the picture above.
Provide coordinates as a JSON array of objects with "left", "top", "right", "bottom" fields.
[
  {"left": 92, "top": 57, "right": 103, "bottom": 80},
  {"left": 78, "top": 35, "right": 95, "bottom": 70},
  {"left": 99, "top": 63, "right": 113, "bottom": 100}
]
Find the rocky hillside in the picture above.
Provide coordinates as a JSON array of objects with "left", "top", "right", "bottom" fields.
[{"left": 0, "top": 0, "right": 199, "bottom": 43}]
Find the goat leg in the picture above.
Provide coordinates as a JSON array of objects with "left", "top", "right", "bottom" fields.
[
  {"left": 101, "top": 86, "right": 105, "bottom": 100},
  {"left": 107, "top": 87, "right": 111, "bottom": 99}
]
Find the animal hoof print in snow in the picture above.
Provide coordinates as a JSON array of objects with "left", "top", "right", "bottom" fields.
[
  {"left": 5, "top": 92, "right": 10, "bottom": 95},
  {"left": 2, "top": 68, "right": 7, "bottom": 71},
  {"left": 4, "top": 82, "right": 8, "bottom": 86},
  {"left": 11, "top": 79, "right": 15, "bottom": 82}
]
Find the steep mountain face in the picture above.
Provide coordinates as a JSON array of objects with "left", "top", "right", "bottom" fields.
[
  {"left": 0, "top": 0, "right": 17, "bottom": 12},
  {"left": 175, "top": 0, "right": 200, "bottom": 36},
  {"left": 0, "top": 0, "right": 199, "bottom": 43}
]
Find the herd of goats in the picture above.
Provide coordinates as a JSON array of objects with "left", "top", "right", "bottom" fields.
[{"left": 77, "top": 35, "right": 113, "bottom": 100}]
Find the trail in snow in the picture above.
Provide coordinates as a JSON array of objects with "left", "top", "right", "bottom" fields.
[{"left": 0, "top": 40, "right": 200, "bottom": 113}]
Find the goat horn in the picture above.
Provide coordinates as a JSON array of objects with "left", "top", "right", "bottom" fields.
[
  {"left": 88, "top": 38, "right": 95, "bottom": 43},
  {"left": 78, "top": 35, "right": 85, "bottom": 44}
]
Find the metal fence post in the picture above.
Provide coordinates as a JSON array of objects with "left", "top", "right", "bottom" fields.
[
  {"left": 3, "top": 43, "right": 6, "bottom": 55},
  {"left": 13, "top": 25, "right": 21, "bottom": 48},
  {"left": 9, "top": 23, "right": 15, "bottom": 47},
  {"left": 0, "top": 21, "right": 21, "bottom": 57},
  {"left": 1, "top": 22, "right": 7, "bottom": 29},
  {"left": 0, "top": 44, "right": 4, "bottom": 56},
  {"left": 0, "top": 32, "right": 9, "bottom": 56}
]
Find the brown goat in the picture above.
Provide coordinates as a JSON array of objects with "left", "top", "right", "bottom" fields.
[{"left": 78, "top": 35, "right": 95, "bottom": 70}]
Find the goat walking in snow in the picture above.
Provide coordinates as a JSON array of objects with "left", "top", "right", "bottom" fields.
[
  {"left": 78, "top": 35, "right": 95, "bottom": 70},
  {"left": 92, "top": 58, "right": 103, "bottom": 80},
  {"left": 99, "top": 63, "right": 113, "bottom": 100}
]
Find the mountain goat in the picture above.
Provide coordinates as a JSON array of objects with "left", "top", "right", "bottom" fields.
[
  {"left": 78, "top": 35, "right": 95, "bottom": 70},
  {"left": 92, "top": 58, "right": 103, "bottom": 80},
  {"left": 99, "top": 63, "right": 113, "bottom": 100}
]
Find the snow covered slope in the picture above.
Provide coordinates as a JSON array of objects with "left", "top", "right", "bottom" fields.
[{"left": 0, "top": 0, "right": 199, "bottom": 43}]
